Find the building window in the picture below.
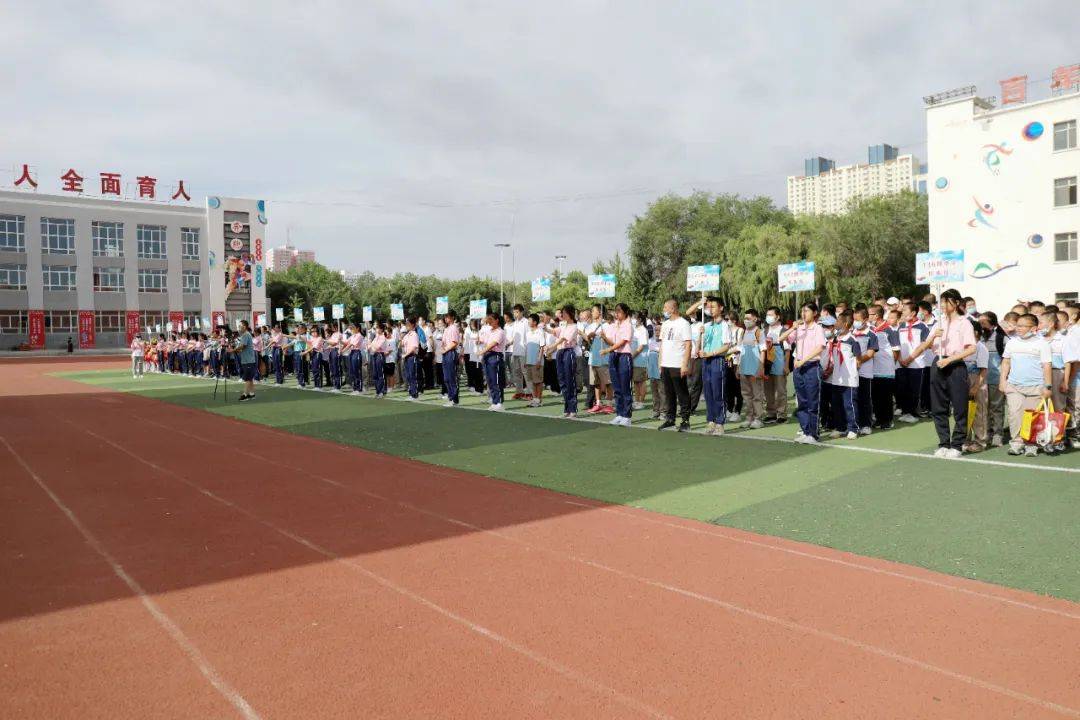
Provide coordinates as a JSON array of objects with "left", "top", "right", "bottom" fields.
[
  {"left": 182, "top": 269, "right": 201, "bottom": 293},
  {"left": 94, "top": 311, "right": 124, "bottom": 333},
  {"left": 138, "top": 268, "right": 167, "bottom": 292},
  {"left": 42, "top": 265, "right": 76, "bottom": 291},
  {"left": 1055, "top": 292, "right": 1079, "bottom": 305},
  {"left": 1054, "top": 177, "right": 1078, "bottom": 208},
  {"left": 45, "top": 311, "right": 77, "bottom": 333},
  {"left": 0, "top": 310, "right": 27, "bottom": 334},
  {"left": 41, "top": 217, "right": 75, "bottom": 254},
  {"left": 91, "top": 221, "right": 124, "bottom": 257},
  {"left": 0, "top": 264, "right": 27, "bottom": 290},
  {"left": 0, "top": 214, "right": 25, "bottom": 251},
  {"left": 140, "top": 311, "right": 167, "bottom": 332},
  {"left": 93, "top": 267, "right": 125, "bottom": 292},
  {"left": 181, "top": 227, "right": 200, "bottom": 259},
  {"left": 184, "top": 312, "right": 200, "bottom": 330},
  {"left": 136, "top": 224, "right": 167, "bottom": 259},
  {"left": 1055, "top": 232, "right": 1078, "bottom": 262},
  {"left": 1054, "top": 120, "right": 1077, "bottom": 152}
]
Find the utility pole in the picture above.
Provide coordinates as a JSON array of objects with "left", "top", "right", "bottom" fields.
[{"left": 495, "top": 243, "right": 510, "bottom": 314}]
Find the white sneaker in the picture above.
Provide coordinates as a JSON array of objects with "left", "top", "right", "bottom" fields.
[
  {"left": 933, "top": 447, "right": 948, "bottom": 458},
  {"left": 706, "top": 421, "right": 716, "bottom": 433},
  {"left": 442, "top": 401, "right": 456, "bottom": 408},
  {"left": 800, "top": 435, "right": 819, "bottom": 445},
  {"left": 845, "top": 431, "right": 858, "bottom": 440},
  {"left": 440, "top": 394, "right": 447, "bottom": 400},
  {"left": 990, "top": 434, "right": 1003, "bottom": 447},
  {"left": 748, "top": 420, "right": 764, "bottom": 430},
  {"left": 859, "top": 427, "right": 872, "bottom": 436},
  {"left": 728, "top": 412, "right": 741, "bottom": 423},
  {"left": 898, "top": 414, "right": 918, "bottom": 423},
  {"left": 609, "top": 416, "right": 623, "bottom": 425},
  {"left": 491, "top": 403, "right": 504, "bottom": 412},
  {"left": 827, "top": 430, "right": 842, "bottom": 439},
  {"left": 632, "top": 401, "right": 645, "bottom": 411},
  {"left": 942, "top": 448, "right": 963, "bottom": 459},
  {"left": 794, "top": 430, "right": 805, "bottom": 440},
  {"left": 351, "top": 390, "right": 361, "bottom": 395}
]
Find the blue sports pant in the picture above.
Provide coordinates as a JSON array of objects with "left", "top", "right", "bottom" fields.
[
  {"left": 702, "top": 356, "right": 727, "bottom": 424},
  {"left": 793, "top": 361, "right": 822, "bottom": 439},
  {"left": 349, "top": 351, "right": 363, "bottom": 392},
  {"left": 609, "top": 352, "right": 632, "bottom": 418},
  {"left": 371, "top": 353, "right": 386, "bottom": 396},
  {"left": 404, "top": 355, "right": 418, "bottom": 398},
  {"left": 329, "top": 349, "right": 341, "bottom": 390},
  {"left": 312, "top": 354, "right": 323, "bottom": 388},
  {"left": 442, "top": 349, "right": 459, "bottom": 404},
  {"left": 556, "top": 348, "right": 577, "bottom": 414},
  {"left": 272, "top": 347, "right": 284, "bottom": 384},
  {"left": 294, "top": 355, "right": 308, "bottom": 386},
  {"left": 830, "top": 384, "right": 858, "bottom": 434},
  {"left": 483, "top": 352, "right": 503, "bottom": 405}
]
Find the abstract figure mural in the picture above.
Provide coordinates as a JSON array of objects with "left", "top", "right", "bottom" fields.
[
  {"left": 967, "top": 197, "right": 996, "bottom": 229},
  {"left": 969, "top": 260, "right": 1019, "bottom": 279},
  {"left": 981, "top": 142, "right": 1012, "bottom": 174}
]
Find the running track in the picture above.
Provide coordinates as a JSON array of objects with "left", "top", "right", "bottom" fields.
[{"left": 1, "top": 359, "right": 1078, "bottom": 719}]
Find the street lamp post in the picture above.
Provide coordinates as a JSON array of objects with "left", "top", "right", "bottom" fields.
[
  {"left": 495, "top": 243, "right": 510, "bottom": 314},
  {"left": 555, "top": 254, "right": 566, "bottom": 276}
]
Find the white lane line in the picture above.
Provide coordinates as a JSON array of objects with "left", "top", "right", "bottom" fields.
[
  {"left": 128, "top": 396, "right": 1080, "bottom": 623},
  {"left": 137, "top": 371, "right": 1080, "bottom": 476},
  {"left": 0, "top": 435, "right": 262, "bottom": 720},
  {"left": 121, "top": 416, "right": 1080, "bottom": 716},
  {"left": 76, "top": 424, "right": 672, "bottom": 720}
]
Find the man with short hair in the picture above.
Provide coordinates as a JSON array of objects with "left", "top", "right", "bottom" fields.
[
  {"left": 658, "top": 299, "right": 693, "bottom": 432},
  {"left": 509, "top": 304, "right": 529, "bottom": 399}
]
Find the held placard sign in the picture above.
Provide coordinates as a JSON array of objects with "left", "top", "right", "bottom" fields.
[
  {"left": 313, "top": 307, "right": 325, "bottom": 322},
  {"left": 468, "top": 299, "right": 487, "bottom": 320},
  {"left": 293, "top": 308, "right": 304, "bottom": 322},
  {"left": 778, "top": 261, "right": 816, "bottom": 292},
  {"left": 390, "top": 304, "right": 404, "bottom": 321},
  {"left": 531, "top": 277, "right": 551, "bottom": 302},
  {"left": 435, "top": 296, "right": 449, "bottom": 315},
  {"left": 686, "top": 265, "right": 720, "bottom": 292},
  {"left": 588, "top": 274, "right": 616, "bottom": 299},
  {"left": 275, "top": 307, "right": 284, "bottom": 322},
  {"left": 331, "top": 303, "right": 345, "bottom": 320},
  {"left": 362, "top": 306, "right": 373, "bottom": 323},
  {"left": 915, "top": 250, "right": 964, "bottom": 284}
]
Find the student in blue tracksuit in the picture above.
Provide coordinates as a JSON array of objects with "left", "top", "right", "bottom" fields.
[
  {"left": 698, "top": 297, "right": 734, "bottom": 435},
  {"left": 478, "top": 313, "right": 507, "bottom": 410},
  {"left": 292, "top": 325, "right": 310, "bottom": 387},
  {"left": 370, "top": 323, "right": 389, "bottom": 397},
  {"left": 440, "top": 311, "right": 461, "bottom": 407},
  {"left": 401, "top": 316, "right": 421, "bottom": 399},
  {"left": 822, "top": 312, "right": 861, "bottom": 439},
  {"left": 547, "top": 304, "right": 580, "bottom": 418}
]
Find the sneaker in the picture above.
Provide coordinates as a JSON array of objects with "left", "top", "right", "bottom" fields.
[
  {"left": 990, "top": 434, "right": 1003, "bottom": 448},
  {"left": 658, "top": 419, "right": 676, "bottom": 431},
  {"left": 712, "top": 424, "right": 725, "bottom": 436},
  {"left": 442, "top": 401, "right": 455, "bottom": 408},
  {"left": 566, "top": 412, "right": 577, "bottom": 419},
  {"left": 1007, "top": 443, "right": 1024, "bottom": 456},
  {"left": 618, "top": 416, "right": 632, "bottom": 427},
  {"left": 491, "top": 403, "right": 504, "bottom": 412},
  {"left": 706, "top": 421, "right": 716, "bottom": 434},
  {"left": 844, "top": 431, "right": 857, "bottom": 440},
  {"left": 238, "top": 394, "right": 254, "bottom": 402},
  {"left": 608, "top": 416, "right": 623, "bottom": 425},
  {"left": 632, "top": 402, "right": 645, "bottom": 411},
  {"left": 898, "top": 414, "right": 918, "bottom": 423},
  {"left": 827, "top": 430, "right": 842, "bottom": 439},
  {"left": 727, "top": 412, "right": 741, "bottom": 424},
  {"left": 1024, "top": 445, "right": 1039, "bottom": 457},
  {"left": 748, "top": 420, "right": 764, "bottom": 430},
  {"left": 677, "top": 422, "right": 691, "bottom": 433},
  {"left": 800, "top": 435, "right": 820, "bottom": 445},
  {"left": 774, "top": 417, "right": 788, "bottom": 424},
  {"left": 528, "top": 399, "right": 541, "bottom": 408},
  {"left": 601, "top": 405, "right": 616, "bottom": 414},
  {"left": 762, "top": 415, "right": 778, "bottom": 424},
  {"left": 794, "top": 430, "right": 805, "bottom": 440},
  {"left": 859, "top": 427, "right": 872, "bottom": 436},
  {"left": 587, "top": 404, "right": 602, "bottom": 414},
  {"left": 651, "top": 412, "right": 663, "bottom": 420},
  {"left": 933, "top": 447, "right": 948, "bottom": 458},
  {"left": 877, "top": 424, "right": 894, "bottom": 430},
  {"left": 942, "top": 448, "right": 963, "bottom": 459},
  {"left": 962, "top": 443, "right": 983, "bottom": 454}
]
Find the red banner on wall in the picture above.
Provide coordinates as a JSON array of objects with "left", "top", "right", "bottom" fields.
[
  {"left": 212, "top": 310, "right": 225, "bottom": 329},
  {"left": 125, "top": 311, "right": 140, "bottom": 346},
  {"left": 78, "top": 310, "right": 95, "bottom": 349},
  {"left": 28, "top": 310, "right": 45, "bottom": 349},
  {"left": 1000, "top": 75, "right": 1027, "bottom": 105},
  {"left": 168, "top": 310, "right": 184, "bottom": 332}
]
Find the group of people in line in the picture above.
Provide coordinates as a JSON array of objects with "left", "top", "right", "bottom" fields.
[{"left": 128, "top": 291, "right": 1080, "bottom": 458}]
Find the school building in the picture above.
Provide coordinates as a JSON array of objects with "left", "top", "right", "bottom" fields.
[
  {"left": 925, "top": 68, "right": 1080, "bottom": 310},
  {"left": 0, "top": 189, "right": 269, "bottom": 349}
]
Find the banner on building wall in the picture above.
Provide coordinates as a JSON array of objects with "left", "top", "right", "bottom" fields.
[
  {"left": 212, "top": 311, "right": 226, "bottom": 329},
  {"left": 168, "top": 311, "right": 184, "bottom": 335},
  {"left": 435, "top": 296, "right": 449, "bottom": 315},
  {"left": 916, "top": 250, "right": 965, "bottom": 284},
  {"left": 125, "top": 311, "right": 141, "bottom": 346},
  {"left": 531, "top": 278, "right": 551, "bottom": 302},
  {"left": 28, "top": 310, "right": 45, "bottom": 349},
  {"left": 587, "top": 274, "right": 616, "bottom": 299},
  {"left": 686, "top": 265, "right": 721, "bottom": 292},
  {"left": 390, "top": 303, "right": 405, "bottom": 321},
  {"left": 778, "top": 261, "right": 816, "bottom": 292},
  {"left": 1000, "top": 75, "right": 1027, "bottom": 105},
  {"left": 78, "top": 310, "right": 95, "bottom": 349},
  {"left": 468, "top": 299, "right": 487, "bottom": 320}
]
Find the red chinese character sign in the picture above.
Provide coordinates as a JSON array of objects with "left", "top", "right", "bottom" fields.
[
  {"left": 100, "top": 172, "right": 121, "bottom": 196},
  {"left": 254, "top": 237, "right": 263, "bottom": 262},
  {"left": 125, "top": 311, "right": 141, "bottom": 346},
  {"left": 28, "top": 310, "right": 45, "bottom": 349},
  {"left": 15, "top": 164, "right": 37, "bottom": 189},
  {"left": 137, "top": 176, "right": 157, "bottom": 199},
  {"left": 171, "top": 180, "right": 190, "bottom": 201},
  {"left": 60, "top": 169, "right": 84, "bottom": 193},
  {"left": 1052, "top": 64, "right": 1080, "bottom": 93},
  {"left": 78, "top": 310, "right": 96, "bottom": 349},
  {"left": 1000, "top": 75, "right": 1027, "bottom": 105}
]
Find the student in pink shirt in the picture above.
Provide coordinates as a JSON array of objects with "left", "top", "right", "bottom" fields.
[
  {"left": 346, "top": 322, "right": 365, "bottom": 394},
  {"left": 548, "top": 304, "right": 580, "bottom": 418},
  {"left": 270, "top": 324, "right": 286, "bottom": 384},
  {"left": 601, "top": 303, "right": 635, "bottom": 426},
  {"left": 779, "top": 302, "right": 827, "bottom": 443},
  {"left": 327, "top": 322, "right": 344, "bottom": 392},
  {"left": 309, "top": 327, "right": 326, "bottom": 390},
  {"left": 369, "top": 323, "right": 389, "bottom": 397},
  {"left": 924, "top": 288, "right": 977, "bottom": 457},
  {"left": 441, "top": 310, "right": 462, "bottom": 406},
  {"left": 401, "top": 316, "right": 421, "bottom": 399},
  {"left": 478, "top": 313, "right": 506, "bottom": 410}
]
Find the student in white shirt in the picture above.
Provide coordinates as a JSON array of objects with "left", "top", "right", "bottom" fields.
[
  {"left": 524, "top": 313, "right": 547, "bottom": 407},
  {"left": 509, "top": 304, "right": 530, "bottom": 400},
  {"left": 631, "top": 311, "right": 650, "bottom": 410},
  {"left": 1061, "top": 308, "right": 1080, "bottom": 448},
  {"left": 822, "top": 312, "right": 860, "bottom": 439},
  {"left": 1000, "top": 313, "right": 1053, "bottom": 456},
  {"left": 963, "top": 328, "right": 990, "bottom": 453},
  {"left": 658, "top": 299, "right": 693, "bottom": 432}
]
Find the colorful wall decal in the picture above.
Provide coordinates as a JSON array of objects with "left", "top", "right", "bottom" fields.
[
  {"left": 981, "top": 142, "right": 1012, "bottom": 174},
  {"left": 1022, "top": 121, "right": 1044, "bottom": 141},
  {"left": 1027, "top": 234, "right": 1044, "bottom": 249},
  {"left": 934, "top": 176, "right": 949, "bottom": 190},
  {"left": 258, "top": 213, "right": 268, "bottom": 225},
  {"left": 257, "top": 200, "right": 266, "bottom": 213},
  {"left": 967, "top": 197, "right": 996, "bottom": 229},
  {"left": 208, "top": 196, "right": 221, "bottom": 209},
  {"left": 969, "top": 260, "right": 1019, "bottom": 279}
]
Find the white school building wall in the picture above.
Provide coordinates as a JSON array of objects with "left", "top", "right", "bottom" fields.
[{"left": 925, "top": 90, "right": 1079, "bottom": 313}]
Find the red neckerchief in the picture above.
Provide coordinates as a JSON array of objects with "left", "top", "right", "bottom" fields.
[
  {"left": 872, "top": 321, "right": 890, "bottom": 334},
  {"left": 904, "top": 322, "right": 914, "bottom": 344},
  {"left": 828, "top": 337, "right": 844, "bottom": 366}
]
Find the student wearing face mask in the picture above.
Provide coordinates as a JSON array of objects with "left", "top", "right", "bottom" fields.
[
  {"left": 868, "top": 306, "right": 900, "bottom": 430},
  {"left": 850, "top": 307, "right": 879, "bottom": 435},
  {"left": 917, "top": 301, "right": 938, "bottom": 416},
  {"left": 600, "top": 303, "right": 635, "bottom": 426},
  {"left": 1062, "top": 308, "right": 1080, "bottom": 448},
  {"left": 979, "top": 311, "right": 1008, "bottom": 446},
  {"left": 1000, "top": 313, "right": 1053, "bottom": 456},
  {"left": 895, "top": 302, "right": 929, "bottom": 423},
  {"left": 738, "top": 309, "right": 767, "bottom": 428},
  {"left": 822, "top": 312, "right": 860, "bottom": 439},
  {"left": 699, "top": 297, "right": 733, "bottom": 435},
  {"left": 778, "top": 302, "right": 827, "bottom": 443},
  {"left": 915, "top": 290, "right": 977, "bottom": 458},
  {"left": 762, "top": 307, "right": 790, "bottom": 424},
  {"left": 818, "top": 304, "right": 837, "bottom": 426}
]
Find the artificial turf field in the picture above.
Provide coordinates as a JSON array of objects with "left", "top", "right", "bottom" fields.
[
  {"left": 61, "top": 365, "right": 1080, "bottom": 602},
  {"left": 3, "top": 358, "right": 1079, "bottom": 719}
]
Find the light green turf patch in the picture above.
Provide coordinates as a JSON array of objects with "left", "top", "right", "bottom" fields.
[{"left": 55, "top": 369, "right": 1080, "bottom": 601}]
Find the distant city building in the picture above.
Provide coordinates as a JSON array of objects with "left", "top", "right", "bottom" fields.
[
  {"left": 266, "top": 244, "right": 315, "bottom": 272},
  {"left": 787, "top": 144, "right": 924, "bottom": 216},
  {"left": 925, "top": 72, "right": 1079, "bottom": 307}
]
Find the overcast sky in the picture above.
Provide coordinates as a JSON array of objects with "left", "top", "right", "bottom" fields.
[{"left": 4, "top": 1, "right": 1078, "bottom": 279}]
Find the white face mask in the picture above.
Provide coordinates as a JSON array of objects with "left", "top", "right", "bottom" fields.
[
  {"left": 765, "top": 315, "right": 777, "bottom": 325},
  {"left": 852, "top": 320, "right": 865, "bottom": 330},
  {"left": 663, "top": 311, "right": 672, "bottom": 319},
  {"left": 631, "top": 318, "right": 639, "bottom": 327}
]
